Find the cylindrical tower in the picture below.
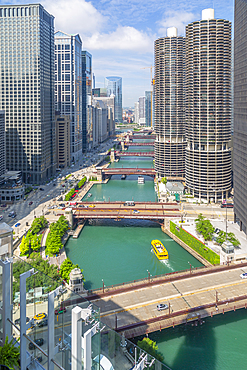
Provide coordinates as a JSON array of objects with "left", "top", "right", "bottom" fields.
[
  {"left": 185, "top": 9, "right": 232, "bottom": 202},
  {"left": 154, "top": 28, "right": 186, "bottom": 178}
]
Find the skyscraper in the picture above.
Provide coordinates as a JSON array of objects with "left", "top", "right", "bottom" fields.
[
  {"left": 82, "top": 51, "right": 92, "bottom": 151},
  {"left": 138, "top": 96, "right": 146, "bottom": 126},
  {"left": 145, "top": 91, "right": 152, "bottom": 127},
  {"left": 0, "top": 4, "right": 56, "bottom": 184},
  {"left": 55, "top": 31, "right": 82, "bottom": 162},
  {"left": 0, "top": 111, "right": 5, "bottom": 177},
  {"left": 154, "top": 27, "right": 185, "bottom": 178},
  {"left": 234, "top": 0, "right": 247, "bottom": 233},
  {"left": 105, "top": 76, "right": 122, "bottom": 122},
  {"left": 185, "top": 9, "right": 232, "bottom": 202}
]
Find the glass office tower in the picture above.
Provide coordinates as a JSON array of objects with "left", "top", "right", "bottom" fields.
[
  {"left": 105, "top": 76, "right": 122, "bottom": 122},
  {"left": 82, "top": 50, "right": 92, "bottom": 151},
  {"left": 185, "top": 9, "right": 232, "bottom": 202},
  {"left": 145, "top": 91, "right": 152, "bottom": 127},
  {"left": 0, "top": 4, "right": 56, "bottom": 184},
  {"left": 55, "top": 31, "right": 82, "bottom": 162},
  {"left": 234, "top": 0, "right": 247, "bottom": 233},
  {"left": 154, "top": 27, "right": 186, "bottom": 178}
]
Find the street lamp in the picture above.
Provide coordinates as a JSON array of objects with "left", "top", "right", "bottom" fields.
[
  {"left": 147, "top": 269, "right": 150, "bottom": 282},
  {"left": 102, "top": 279, "right": 104, "bottom": 293}
]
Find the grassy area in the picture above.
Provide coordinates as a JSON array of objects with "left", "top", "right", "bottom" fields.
[{"left": 170, "top": 221, "right": 220, "bottom": 265}]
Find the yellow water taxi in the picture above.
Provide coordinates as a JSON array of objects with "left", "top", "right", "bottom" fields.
[{"left": 151, "top": 240, "right": 169, "bottom": 260}]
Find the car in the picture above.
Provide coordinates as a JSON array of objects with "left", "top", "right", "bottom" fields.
[
  {"left": 59, "top": 203, "right": 65, "bottom": 207},
  {"left": 39, "top": 188, "right": 44, "bottom": 191},
  {"left": 12, "top": 214, "right": 16, "bottom": 218},
  {"left": 157, "top": 304, "right": 168, "bottom": 311},
  {"left": 240, "top": 273, "right": 247, "bottom": 279},
  {"left": 53, "top": 183, "right": 56, "bottom": 186},
  {"left": 28, "top": 338, "right": 44, "bottom": 350},
  {"left": 29, "top": 201, "right": 33, "bottom": 206},
  {"left": 15, "top": 223, "right": 21, "bottom": 227},
  {"left": 1, "top": 204, "right": 7, "bottom": 207},
  {"left": 133, "top": 210, "right": 140, "bottom": 214},
  {"left": 37, "top": 319, "right": 48, "bottom": 327},
  {"left": 55, "top": 307, "right": 66, "bottom": 315},
  {"left": 62, "top": 184, "right": 65, "bottom": 187},
  {"left": 14, "top": 317, "right": 30, "bottom": 326},
  {"left": 0, "top": 215, "right": 3, "bottom": 221},
  {"left": 89, "top": 205, "right": 95, "bottom": 208},
  {"left": 8, "top": 211, "right": 14, "bottom": 217},
  {"left": 33, "top": 313, "right": 47, "bottom": 321}
]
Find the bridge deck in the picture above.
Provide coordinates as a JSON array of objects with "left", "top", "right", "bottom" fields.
[{"left": 86, "top": 263, "right": 247, "bottom": 337}]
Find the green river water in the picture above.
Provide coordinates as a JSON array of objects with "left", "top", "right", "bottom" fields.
[{"left": 65, "top": 140, "right": 247, "bottom": 370}]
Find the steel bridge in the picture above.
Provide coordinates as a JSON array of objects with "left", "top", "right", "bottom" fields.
[
  {"left": 103, "top": 168, "right": 155, "bottom": 176},
  {"left": 115, "top": 151, "right": 154, "bottom": 157}
]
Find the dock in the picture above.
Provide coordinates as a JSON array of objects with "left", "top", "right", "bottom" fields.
[{"left": 73, "top": 221, "right": 86, "bottom": 238}]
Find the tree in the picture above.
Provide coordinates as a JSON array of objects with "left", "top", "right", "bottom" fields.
[
  {"left": 216, "top": 230, "right": 240, "bottom": 247},
  {"left": 161, "top": 177, "right": 167, "bottom": 185},
  {"left": 19, "top": 235, "right": 29, "bottom": 256},
  {"left": 60, "top": 258, "right": 84, "bottom": 283},
  {"left": 137, "top": 338, "right": 164, "bottom": 363},
  {"left": 0, "top": 336, "right": 20, "bottom": 370},
  {"left": 195, "top": 213, "right": 214, "bottom": 241}
]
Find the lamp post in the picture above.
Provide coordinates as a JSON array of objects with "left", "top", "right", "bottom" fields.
[
  {"left": 188, "top": 261, "right": 191, "bottom": 274},
  {"left": 147, "top": 270, "right": 150, "bottom": 283},
  {"left": 102, "top": 279, "right": 104, "bottom": 293}
]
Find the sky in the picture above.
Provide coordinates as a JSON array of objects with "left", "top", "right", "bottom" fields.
[{"left": 3, "top": 0, "right": 234, "bottom": 106}]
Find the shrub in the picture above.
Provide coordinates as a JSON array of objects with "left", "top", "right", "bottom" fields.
[
  {"left": 65, "top": 188, "right": 75, "bottom": 201},
  {"left": 170, "top": 221, "right": 220, "bottom": 265},
  {"left": 77, "top": 176, "right": 87, "bottom": 189}
]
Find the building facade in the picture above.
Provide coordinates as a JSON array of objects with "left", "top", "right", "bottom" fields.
[
  {"left": 82, "top": 51, "right": 92, "bottom": 151},
  {"left": 105, "top": 76, "right": 122, "bottom": 122},
  {"left": 154, "top": 27, "right": 186, "bottom": 178},
  {"left": 0, "top": 4, "right": 56, "bottom": 184},
  {"left": 234, "top": 0, "right": 247, "bottom": 233},
  {"left": 93, "top": 95, "right": 115, "bottom": 137},
  {"left": 55, "top": 112, "right": 71, "bottom": 169},
  {"left": 0, "top": 111, "right": 5, "bottom": 177},
  {"left": 145, "top": 91, "right": 152, "bottom": 127},
  {"left": 55, "top": 31, "right": 82, "bottom": 162},
  {"left": 185, "top": 9, "right": 232, "bottom": 202},
  {"left": 138, "top": 96, "right": 146, "bottom": 126}
]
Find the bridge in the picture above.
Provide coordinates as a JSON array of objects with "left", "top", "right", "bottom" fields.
[
  {"left": 72, "top": 202, "right": 180, "bottom": 220},
  {"left": 103, "top": 168, "right": 155, "bottom": 176},
  {"left": 129, "top": 135, "right": 155, "bottom": 140},
  {"left": 115, "top": 151, "right": 154, "bottom": 157},
  {"left": 82, "top": 262, "right": 247, "bottom": 338},
  {"left": 123, "top": 142, "right": 154, "bottom": 146}
]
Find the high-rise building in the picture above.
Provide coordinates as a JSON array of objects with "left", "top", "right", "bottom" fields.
[
  {"left": 154, "top": 27, "right": 185, "bottom": 178},
  {"left": 145, "top": 91, "right": 152, "bottom": 127},
  {"left": 0, "top": 4, "right": 56, "bottom": 184},
  {"left": 138, "top": 96, "right": 146, "bottom": 126},
  {"left": 234, "top": 0, "right": 247, "bottom": 233},
  {"left": 55, "top": 112, "right": 71, "bottom": 169},
  {"left": 82, "top": 51, "right": 92, "bottom": 151},
  {"left": 134, "top": 102, "right": 139, "bottom": 124},
  {"left": 105, "top": 76, "right": 122, "bottom": 122},
  {"left": 185, "top": 9, "right": 232, "bottom": 202},
  {"left": 0, "top": 111, "right": 5, "bottom": 177},
  {"left": 55, "top": 31, "right": 82, "bottom": 162},
  {"left": 93, "top": 95, "right": 115, "bottom": 137}
]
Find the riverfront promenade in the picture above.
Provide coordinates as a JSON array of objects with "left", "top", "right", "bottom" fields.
[{"left": 85, "top": 262, "right": 247, "bottom": 338}]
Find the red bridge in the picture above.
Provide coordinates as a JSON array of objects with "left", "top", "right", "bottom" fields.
[
  {"left": 103, "top": 168, "right": 155, "bottom": 176},
  {"left": 115, "top": 151, "right": 154, "bottom": 157},
  {"left": 123, "top": 142, "right": 154, "bottom": 146}
]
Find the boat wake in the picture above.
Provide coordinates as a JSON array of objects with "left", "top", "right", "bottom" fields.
[{"left": 160, "top": 259, "right": 174, "bottom": 271}]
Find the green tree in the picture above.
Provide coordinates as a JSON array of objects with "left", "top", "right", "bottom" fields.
[
  {"left": 195, "top": 213, "right": 215, "bottom": 241},
  {"left": 19, "top": 235, "right": 29, "bottom": 256},
  {"left": 216, "top": 230, "right": 240, "bottom": 247},
  {"left": 137, "top": 338, "right": 164, "bottom": 363},
  {"left": 0, "top": 336, "right": 20, "bottom": 370},
  {"left": 30, "top": 215, "right": 48, "bottom": 234},
  {"left": 161, "top": 177, "right": 167, "bottom": 185},
  {"left": 60, "top": 258, "right": 84, "bottom": 283}
]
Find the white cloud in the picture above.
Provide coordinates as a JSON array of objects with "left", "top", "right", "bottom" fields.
[
  {"left": 42, "top": 0, "right": 105, "bottom": 36},
  {"left": 158, "top": 10, "right": 198, "bottom": 36},
  {"left": 84, "top": 26, "right": 154, "bottom": 52}
]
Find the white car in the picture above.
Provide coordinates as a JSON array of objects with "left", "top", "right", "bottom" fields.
[{"left": 240, "top": 273, "right": 247, "bottom": 279}]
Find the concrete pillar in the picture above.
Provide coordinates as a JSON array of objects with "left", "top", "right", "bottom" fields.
[
  {"left": 65, "top": 208, "right": 73, "bottom": 228},
  {"left": 121, "top": 141, "right": 125, "bottom": 151},
  {"left": 97, "top": 168, "right": 103, "bottom": 182},
  {"left": 110, "top": 149, "right": 115, "bottom": 162},
  {"left": 240, "top": 220, "right": 242, "bottom": 232}
]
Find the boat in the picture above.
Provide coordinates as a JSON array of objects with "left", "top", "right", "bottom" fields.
[
  {"left": 151, "top": 240, "right": 169, "bottom": 260},
  {"left": 121, "top": 174, "right": 126, "bottom": 180},
  {"left": 138, "top": 176, "right": 145, "bottom": 184},
  {"left": 87, "top": 193, "right": 92, "bottom": 198}
]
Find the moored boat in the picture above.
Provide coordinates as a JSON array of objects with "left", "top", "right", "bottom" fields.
[
  {"left": 151, "top": 239, "right": 169, "bottom": 260},
  {"left": 138, "top": 176, "right": 145, "bottom": 184},
  {"left": 121, "top": 174, "right": 126, "bottom": 180},
  {"left": 87, "top": 193, "right": 92, "bottom": 198}
]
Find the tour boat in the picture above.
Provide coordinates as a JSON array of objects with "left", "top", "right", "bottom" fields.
[
  {"left": 151, "top": 240, "right": 169, "bottom": 260},
  {"left": 121, "top": 174, "right": 126, "bottom": 180},
  {"left": 138, "top": 176, "right": 145, "bottom": 184},
  {"left": 87, "top": 193, "right": 92, "bottom": 198}
]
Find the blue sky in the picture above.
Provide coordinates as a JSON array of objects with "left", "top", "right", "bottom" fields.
[{"left": 3, "top": 0, "right": 234, "bottom": 106}]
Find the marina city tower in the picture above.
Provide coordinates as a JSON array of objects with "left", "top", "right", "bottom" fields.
[
  {"left": 154, "top": 27, "right": 186, "bottom": 178},
  {"left": 185, "top": 9, "right": 232, "bottom": 202}
]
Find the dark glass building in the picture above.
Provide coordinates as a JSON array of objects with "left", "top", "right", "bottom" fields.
[
  {"left": 82, "top": 51, "right": 92, "bottom": 151},
  {"left": 234, "top": 0, "right": 247, "bottom": 233},
  {"left": 0, "top": 4, "right": 56, "bottom": 184}
]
